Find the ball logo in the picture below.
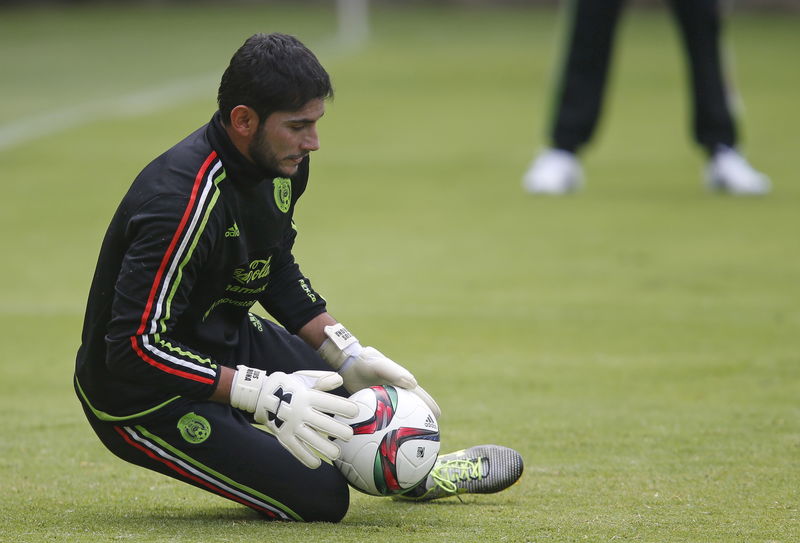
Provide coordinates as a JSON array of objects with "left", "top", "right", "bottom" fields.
[
  {"left": 177, "top": 412, "right": 211, "bottom": 444},
  {"left": 273, "top": 178, "right": 292, "bottom": 213},
  {"left": 375, "top": 426, "right": 439, "bottom": 494}
]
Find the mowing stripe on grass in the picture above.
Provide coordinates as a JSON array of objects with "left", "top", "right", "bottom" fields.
[
  {"left": 0, "top": 72, "right": 218, "bottom": 152},
  {"left": 0, "top": 35, "right": 360, "bottom": 152}
]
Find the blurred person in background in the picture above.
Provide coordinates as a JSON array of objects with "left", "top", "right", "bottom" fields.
[
  {"left": 75, "top": 32, "right": 522, "bottom": 522},
  {"left": 523, "top": 0, "right": 770, "bottom": 195}
]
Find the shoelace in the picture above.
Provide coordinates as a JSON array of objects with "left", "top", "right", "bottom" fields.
[{"left": 429, "top": 457, "right": 485, "bottom": 494}]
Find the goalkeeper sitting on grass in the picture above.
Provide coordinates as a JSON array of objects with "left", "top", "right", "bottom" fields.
[{"left": 74, "top": 33, "right": 522, "bottom": 522}]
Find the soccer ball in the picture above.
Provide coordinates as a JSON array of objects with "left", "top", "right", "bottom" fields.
[{"left": 333, "top": 385, "right": 440, "bottom": 496}]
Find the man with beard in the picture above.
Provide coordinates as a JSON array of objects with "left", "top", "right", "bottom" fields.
[{"left": 75, "top": 33, "right": 522, "bottom": 522}]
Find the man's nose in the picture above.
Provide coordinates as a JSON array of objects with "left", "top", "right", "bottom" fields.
[{"left": 302, "top": 128, "right": 320, "bottom": 152}]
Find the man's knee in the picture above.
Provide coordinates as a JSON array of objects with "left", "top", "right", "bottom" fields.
[{"left": 292, "top": 470, "right": 350, "bottom": 522}]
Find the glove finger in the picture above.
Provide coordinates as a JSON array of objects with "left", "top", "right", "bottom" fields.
[
  {"left": 279, "top": 434, "right": 322, "bottom": 469},
  {"left": 309, "top": 390, "right": 359, "bottom": 418},
  {"left": 311, "top": 371, "right": 345, "bottom": 392},
  {"left": 362, "top": 347, "right": 418, "bottom": 389},
  {"left": 306, "top": 410, "right": 355, "bottom": 442},
  {"left": 411, "top": 384, "right": 442, "bottom": 419},
  {"left": 374, "top": 365, "right": 416, "bottom": 389},
  {"left": 295, "top": 425, "right": 342, "bottom": 461},
  {"left": 294, "top": 370, "right": 344, "bottom": 391}
]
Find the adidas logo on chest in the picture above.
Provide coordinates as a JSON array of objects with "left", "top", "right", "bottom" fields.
[{"left": 225, "top": 222, "right": 240, "bottom": 238}]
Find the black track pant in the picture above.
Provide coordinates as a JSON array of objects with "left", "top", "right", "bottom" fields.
[
  {"left": 550, "top": 0, "right": 736, "bottom": 154},
  {"left": 81, "top": 315, "right": 351, "bottom": 522}
]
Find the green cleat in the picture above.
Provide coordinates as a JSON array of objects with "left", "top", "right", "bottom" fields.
[{"left": 396, "top": 444, "right": 523, "bottom": 501}]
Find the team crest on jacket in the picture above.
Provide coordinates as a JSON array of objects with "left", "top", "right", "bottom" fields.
[{"left": 273, "top": 178, "right": 292, "bottom": 213}]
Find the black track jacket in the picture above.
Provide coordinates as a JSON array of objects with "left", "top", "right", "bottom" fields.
[{"left": 75, "top": 112, "right": 327, "bottom": 420}]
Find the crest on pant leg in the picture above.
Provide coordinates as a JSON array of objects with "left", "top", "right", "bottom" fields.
[{"left": 177, "top": 412, "right": 212, "bottom": 444}]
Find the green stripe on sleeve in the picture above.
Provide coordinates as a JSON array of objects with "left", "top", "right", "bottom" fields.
[{"left": 160, "top": 168, "right": 226, "bottom": 332}]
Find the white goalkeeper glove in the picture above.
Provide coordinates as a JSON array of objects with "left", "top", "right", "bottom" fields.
[
  {"left": 229, "top": 366, "right": 358, "bottom": 469},
  {"left": 317, "top": 323, "right": 442, "bottom": 419}
]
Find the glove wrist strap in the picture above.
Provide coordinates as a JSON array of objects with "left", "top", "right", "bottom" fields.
[
  {"left": 230, "top": 365, "right": 266, "bottom": 412},
  {"left": 318, "top": 323, "right": 361, "bottom": 370}
]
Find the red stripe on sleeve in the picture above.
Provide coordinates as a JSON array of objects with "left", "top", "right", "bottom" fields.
[
  {"left": 136, "top": 151, "right": 218, "bottom": 336},
  {"left": 129, "top": 336, "right": 215, "bottom": 385}
]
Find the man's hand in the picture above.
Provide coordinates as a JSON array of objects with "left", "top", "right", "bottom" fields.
[
  {"left": 318, "top": 323, "right": 442, "bottom": 419},
  {"left": 230, "top": 366, "right": 358, "bottom": 469}
]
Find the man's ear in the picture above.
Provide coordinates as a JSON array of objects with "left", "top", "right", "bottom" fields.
[{"left": 229, "top": 105, "right": 260, "bottom": 138}]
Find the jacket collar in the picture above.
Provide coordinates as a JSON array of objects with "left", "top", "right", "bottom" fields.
[{"left": 206, "top": 111, "right": 267, "bottom": 186}]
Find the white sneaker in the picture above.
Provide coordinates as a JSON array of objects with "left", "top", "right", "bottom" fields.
[
  {"left": 522, "top": 148, "right": 583, "bottom": 194},
  {"left": 705, "top": 146, "right": 770, "bottom": 195}
]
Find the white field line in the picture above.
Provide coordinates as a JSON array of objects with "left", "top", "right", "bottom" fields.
[
  {"left": 0, "top": 72, "right": 219, "bottom": 152},
  {"left": 0, "top": 29, "right": 364, "bottom": 153},
  {"left": 0, "top": 301, "right": 85, "bottom": 316}
]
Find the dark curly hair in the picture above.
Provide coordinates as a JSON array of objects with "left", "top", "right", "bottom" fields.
[{"left": 217, "top": 33, "right": 333, "bottom": 125}]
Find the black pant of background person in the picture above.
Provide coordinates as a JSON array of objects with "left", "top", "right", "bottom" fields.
[{"left": 551, "top": 0, "right": 736, "bottom": 155}]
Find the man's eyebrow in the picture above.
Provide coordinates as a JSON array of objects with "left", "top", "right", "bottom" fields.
[{"left": 286, "top": 112, "right": 325, "bottom": 124}]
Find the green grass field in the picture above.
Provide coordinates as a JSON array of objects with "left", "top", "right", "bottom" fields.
[{"left": 1, "top": 3, "right": 798, "bottom": 542}]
